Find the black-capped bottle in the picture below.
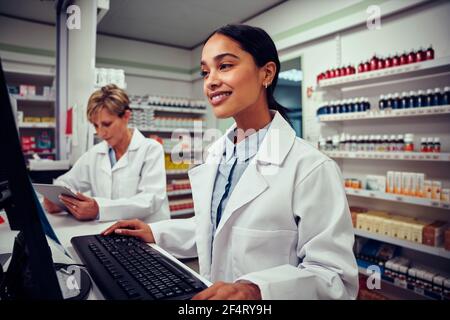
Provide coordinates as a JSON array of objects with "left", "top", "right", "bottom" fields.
[
  {"left": 433, "top": 137, "right": 441, "bottom": 153},
  {"left": 442, "top": 86, "right": 450, "bottom": 106},
  {"left": 386, "top": 94, "right": 393, "bottom": 109},
  {"left": 417, "top": 90, "right": 426, "bottom": 107},
  {"left": 401, "top": 92, "right": 409, "bottom": 108},
  {"left": 392, "top": 93, "right": 400, "bottom": 109},
  {"left": 379, "top": 95, "right": 386, "bottom": 110},
  {"left": 425, "top": 89, "right": 434, "bottom": 107},
  {"left": 433, "top": 88, "right": 442, "bottom": 106},
  {"left": 409, "top": 91, "right": 418, "bottom": 108}
]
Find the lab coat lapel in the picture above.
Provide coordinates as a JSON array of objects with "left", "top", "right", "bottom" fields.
[
  {"left": 215, "top": 162, "right": 268, "bottom": 236},
  {"left": 188, "top": 138, "right": 225, "bottom": 276},
  {"left": 97, "top": 142, "right": 112, "bottom": 177}
]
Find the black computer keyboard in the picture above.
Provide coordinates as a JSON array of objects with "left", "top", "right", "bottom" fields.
[{"left": 71, "top": 234, "right": 207, "bottom": 300}]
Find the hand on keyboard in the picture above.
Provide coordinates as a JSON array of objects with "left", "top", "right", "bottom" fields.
[
  {"left": 102, "top": 219, "right": 155, "bottom": 243},
  {"left": 191, "top": 281, "right": 262, "bottom": 300}
]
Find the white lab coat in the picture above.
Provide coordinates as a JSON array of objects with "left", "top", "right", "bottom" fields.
[
  {"left": 150, "top": 112, "right": 359, "bottom": 299},
  {"left": 55, "top": 129, "right": 170, "bottom": 222}
]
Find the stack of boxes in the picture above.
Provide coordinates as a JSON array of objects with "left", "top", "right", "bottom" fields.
[{"left": 351, "top": 207, "right": 450, "bottom": 249}]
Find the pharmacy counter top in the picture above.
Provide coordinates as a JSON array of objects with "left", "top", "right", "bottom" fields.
[{"left": 0, "top": 210, "right": 205, "bottom": 300}]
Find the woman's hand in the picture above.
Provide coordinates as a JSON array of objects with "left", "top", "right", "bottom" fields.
[
  {"left": 192, "top": 281, "right": 261, "bottom": 300},
  {"left": 59, "top": 192, "right": 99, "bottom": 221},
  {"left": 43, "top": 197, "right": 63, "bottom": 213},
  {"left": 101, "top": 219, "right": 155, "bottom": 243}
]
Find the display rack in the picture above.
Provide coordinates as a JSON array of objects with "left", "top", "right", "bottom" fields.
[
  {"left": 346, "top": 188, "right": 450, "bottom": 210},
  {"left": 129, "top": 96, "right": 207, "bottom": 218},
  {"left": 325, "top": 151, "right": 450, "bottom": 162},
  {"left": 4, "top": 70, "right": 57, "bottom": 163},
  {"left": 354, "top": 229, "right": 450, "bottom": 259},
  {"left": 318, "top": 56, "right": 450, "bottom": 299}
]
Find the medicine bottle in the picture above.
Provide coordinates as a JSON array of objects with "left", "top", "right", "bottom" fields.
[
  {"left": 433, "top": 137, "right": 441, "bottom": 153},
  {"left": 404, "top": 134, "right": 415, "bottom": 152},
  {"left": 420, "top": 137, "right": 428, "bottom": 152}
]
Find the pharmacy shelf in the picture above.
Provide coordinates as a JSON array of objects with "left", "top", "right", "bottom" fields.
[
  {"left": 167, "top": 189, "right": 192, "bottom": 196},
  {"left": 130, "top": 125, "right": 205, "bottom": 133},
  {"left": 357, "top": 266, "right": 433, "bottom": 300},
  {"left": 318, "top": 56, "right": 450, "bottom": 89},
  {"left": 170, "top": 209, "right": 194, "bottom": 217},
  {"left": 318, "top": 105, "right": 450, "bottom": 122},
  {"left": 355, "top": 229, "right": 450, "bottom": 259},
  {"left": 325, "top": 151, "right": 450, "bottom": 162},
  {"left": 131, "top": 104, "right": 207, "bottom": 114},
  {"left": 166, "top": 169, "right": 189, "bottom": 175},
  {"left": 345, "top": 188, "right": 450, "bottom": 210},
  {"left": 19, "top": 122, "right": 56, "bottom": 129},
  {"left": 11, "top": 94, "right": 55, "bottom": 102}
]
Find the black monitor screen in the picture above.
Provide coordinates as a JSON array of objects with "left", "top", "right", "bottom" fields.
[{"left": 0, "top": 58, "right": 63, "bottom": 299}]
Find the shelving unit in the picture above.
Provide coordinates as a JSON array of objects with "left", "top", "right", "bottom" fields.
[
  {"left": 345, "top": 188, "right": 450, "bottom": 210},
  {"left": 325, "top": 151, "right": 450, "bottom": 162},
  {"left": 357, "top": 266, "right": 433, "bottom": 300},
  {"left": 318, "top": 57, "right": 450, "bottom": 89},
  {"left": 4, "top": 70, "right": 57, "bottom": 163},
  {"left": 319, "top": 105, "right": 450, "bottom": 122},
  {"left": 128, "top": 96, "right": 208, "bottom": 219},
  {"left": 354, "top": 229, "right": 450, "bottom": 259},
  {"left": 318, "top": 56, "right": 450, "bottom": 300}
]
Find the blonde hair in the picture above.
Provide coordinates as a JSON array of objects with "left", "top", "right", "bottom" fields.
[{"left": 86, "top": 84, "right": 130, "bottom": 122}]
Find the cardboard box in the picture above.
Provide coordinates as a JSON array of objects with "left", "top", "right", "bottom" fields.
[{"left": 423, "top": 221, "right": 447, "bottom": 247}]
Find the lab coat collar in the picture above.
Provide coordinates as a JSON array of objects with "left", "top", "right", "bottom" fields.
[
  {"left": 97, "top": 129, "right": 147, "bottom": 174},
  {"left": 207, "top": 111, "right": 295, "bottom": 166}
]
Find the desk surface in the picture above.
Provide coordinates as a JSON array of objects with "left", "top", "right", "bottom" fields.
[{"left": 0, "top": 210, "right": 205, "bottom": 300}]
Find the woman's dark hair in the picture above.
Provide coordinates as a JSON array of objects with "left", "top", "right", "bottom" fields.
[{"left": 204, "top": 24, "right": 290, "bottom": 122}]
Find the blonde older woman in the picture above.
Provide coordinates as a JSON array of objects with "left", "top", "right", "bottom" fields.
[{"left": 44, "top": 84, "right": 169, "bottom": 222}]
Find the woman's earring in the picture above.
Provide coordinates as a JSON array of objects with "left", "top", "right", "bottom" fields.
[{"left": 264, "top": 83, "right": 268, "bottom": 89}]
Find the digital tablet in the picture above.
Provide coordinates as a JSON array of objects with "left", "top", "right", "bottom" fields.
[{"left": 33, "top": 183, "right": 80, "bottom": 210}]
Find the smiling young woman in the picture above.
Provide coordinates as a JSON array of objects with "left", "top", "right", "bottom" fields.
[{"left": 103, "top": 24, "right": 358, "bottom": 300}]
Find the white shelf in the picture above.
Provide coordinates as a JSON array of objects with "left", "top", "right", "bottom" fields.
[
  {"left": 318, "top": 105, "right": 450, "bottom": 122},
  {"left": 318, "top": 56, "right": 450, "bottom": 89},
  {"left": 19, "top": 122, "right": 55, "bottom": 129},
  {"left": 345, "top": 188, "right": 450, "bottom": 210},
  {"left": 355, "top": 229, "right": 450, "bottom": 259},
  {"left": 170, "top": 208, "right": 194, "bottom": 217},
  {"left": 167, "top": 189, "right": 192, "bottom": 196},
  {"left": 131, "top": 104, "right": 207, "bottom": 114},
  {"left": 325, "top": 151, "right": 450, "bottom": 162},
  {"left": 131, "top": 126, "right": 204, "bottom": 133},
  {"left": 166, "top": 169, "right": 189, "bottom": 175},
  {"left": 11, "top": 94, "right": 55, "bottom": 102}
]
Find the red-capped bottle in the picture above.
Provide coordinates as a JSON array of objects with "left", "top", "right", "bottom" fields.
[
  {"left": 426, "top": 45, "right": 434, "bottom": 60},
  {"left": 407, "top": 49, "right": 416, "bottom": 64},
  {"left": 399, "top": 51, "right": 408, "bottom": 65},
  {"left": 340, "top": 66, "right": 347, "bottom": 76},
  {"left": 358, "top": 62, "right": 364, "bottom": 73},
  {"left": 377, "top": 57, "right": 385, "bottom": 69},
  {"left": 335, "top": 68, "right": 341, "bottom": 77},
  {"left": 370, "top": 55, "right": 379, "bottom": 71},
  {"left": 330, "top": 68, "right": 336, "bottom": 78},
  {"left": 350, "top": 65, "right": 356, "bottom": 74},
  {"left": 392, "top": 53, "right": 400, "bottom": 67},
  {"left": 363, "top": 61, "right": 370, "bottom": 72},
  {"left": 325, "top": 69, "right": 332, "bottom": 78},
  {"left": 385, "top": 55, "right": 392, "bottom": 68},
  {"left": 415, "top": 47, "right": 425, "bottom": 62}
]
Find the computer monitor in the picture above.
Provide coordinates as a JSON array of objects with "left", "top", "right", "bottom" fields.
[{"left": 0, "top": 58, "right": 63, "bottom": 299}]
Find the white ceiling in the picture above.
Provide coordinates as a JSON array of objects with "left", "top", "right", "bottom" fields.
[{"left": 0, "top": 0, "right": 286, "bottom": 49}]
